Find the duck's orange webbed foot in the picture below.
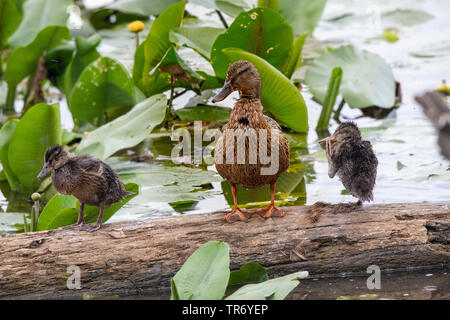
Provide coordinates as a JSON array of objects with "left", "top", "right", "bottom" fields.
[
  {"left": 254, "top": 204, "right": 285, "bottom": 218},
  {"left": 225, "top": 208, "right": 250, "bottom": 223}
]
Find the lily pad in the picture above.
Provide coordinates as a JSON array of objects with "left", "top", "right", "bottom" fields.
[
  {"left": 277, "top": 0, "right": 327, "bottom": 36},
  {"left": 75, "top": 94, "right": 167, "bottom": 160},
  {"left": 176, "top": 105, "right": 231, "bottom": 122},
  {"left": 190, "top": 0, "right": 250, "bottom": 18},
  {"left": 169, "top": 26, "right": 225, "bottom": 59},
  {"left": 410, "top": 41, "right": 450, "bottom": 58},
  {"left": 382, "top": 9, "right": 433, "bottom": 27},
  {"left": 8, "top": 0, "right": 71, "bottom": 48},
  {"left": 305, "top": 45, "right": 396, "bottom": 109},
  {"left": 69, "top": 56, "right": 136, "bottom": 126},
  {"left": 211, "top": 7, "right": 293, "bottom": 78},
  {"left": 107, "top": 0, "right": 180, "bottom": 16}
]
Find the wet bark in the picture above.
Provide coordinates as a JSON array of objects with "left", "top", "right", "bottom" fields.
[{"left": 0, "top": 202, "right": 448, "bottom": 299}]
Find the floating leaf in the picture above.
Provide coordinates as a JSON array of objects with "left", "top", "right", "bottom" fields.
[
  {"left": 69, "top": 57, "right": 136, "bottom": 126},
  {"left": 305, "top": 45, "right": 396, "bottom": 109},
  {"left": 277, "top": 0, "right": 327, "bottom": 36},
  {"left": 176, "top": 105, "right": 231, "bottom": 122},
  {"left": 211, "top": 7, "right": 293, "bottom": 79},
  {"left": 226, "top": 271, "right": 308, "bottom": 300},
  {"left": 170, "top": 26, "right": 224, "bottom": 59},
  {"left": 8, "top": 0, "right": 71, "bottom": 48},
  {"left": 190, "top": 0, "right": 250, "bottom": 18},
  {"left": 410, "top": 41, "right": 450, "bottom": 58},
  {"left": 75, "top": 94, "right": 167, "bottom": 160},
  {"left": 171, "top": 241, "right": 230, "bottom": 300},
  {"left": 228, "top": 262, "right": 268, "bottom": 287},
  {"left": 223, "top": 48, "right": 308, "bottom": 132},
  {"left": 382, "top": 9, "right": 433, "bottom": 27},
  {"left": 107, "top": 0, "right": 180, "bottom": 16}
]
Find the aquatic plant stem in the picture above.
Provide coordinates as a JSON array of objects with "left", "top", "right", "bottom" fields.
[
  {"left": 216, "top": 10, "right": 228, "bottom": 28},
  {"left": 333, "top": 99, "right": 345, "bottom": 123},
  {"left": 317, "top": 67, "right": 342, "bottom": 130},
  {"left": 135, "top": 32, "right": 139, "bottom": 50}
]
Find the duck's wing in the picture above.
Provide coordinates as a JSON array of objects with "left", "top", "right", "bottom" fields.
[
  {"left": 74, "top": 155, "right": 103, "bottom": 173},
  {"left": 263, "top": 115, "right": 282, "bottom": 131}
]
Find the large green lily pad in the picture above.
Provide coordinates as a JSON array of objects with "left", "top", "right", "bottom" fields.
[{"left": 305, "top": 45, "right": 396, "bottom": 109}]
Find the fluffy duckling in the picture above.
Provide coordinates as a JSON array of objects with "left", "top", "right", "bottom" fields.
[
  {"left": 212, "top": 60, "right": 290, "bottom": 222},
  {"left": 319, "top": 122, "right": 378, "bottom": 203},
  {"left": 37, "top": 145, "right": 133, "bottom": 232}
]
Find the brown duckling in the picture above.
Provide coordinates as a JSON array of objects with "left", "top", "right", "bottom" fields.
[
  {"left": 212, "top": 60, "right": 290, "bottom": 222},
  {"left": 37, "top": 145, "right": 133, "bottom": 232},
  {"left": 319, "top": 121, "right": 378, "bottom": 203}
]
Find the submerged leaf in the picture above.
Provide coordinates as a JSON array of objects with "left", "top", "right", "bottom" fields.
[
  {"left": 305, "top": 45, "right": 396, "bottom": 109},
  {"left": 75, "top": 94, "right": 167, "bottom": 160}
]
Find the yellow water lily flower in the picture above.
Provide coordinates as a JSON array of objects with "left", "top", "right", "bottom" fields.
[
  {"left": 128, "top": 20, "right": 144, "bottom": 33},
  {"left": 437, "top": 80, "right": 450, "bottom": 95}
]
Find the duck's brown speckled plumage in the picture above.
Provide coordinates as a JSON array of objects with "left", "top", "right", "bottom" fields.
[
  {"left": 212, "top": 60, "right": 290, "bottom": 222},
  {"left": 39, "top": 145, "right": 132, "bottom": 231},
  {"left": 326, "top": 122, "right": 378, "bottom": 202}
]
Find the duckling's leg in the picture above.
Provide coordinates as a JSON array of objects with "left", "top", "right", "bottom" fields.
[
  {"left": 62, "top": 203, "right": 86, "bottom": 229},
  {"left": 225, "top": 184, "right": 250, "bottom": 223},
  {"left": 254, "top": 183, "right": 285, "bottom": 218},
  {"left": 82, "top": 202, "right": 104, "bottom": 232}
]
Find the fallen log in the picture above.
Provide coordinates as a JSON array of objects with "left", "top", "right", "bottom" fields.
[{"left": 0, "top": 202, "right": 448, "bottom": 299}]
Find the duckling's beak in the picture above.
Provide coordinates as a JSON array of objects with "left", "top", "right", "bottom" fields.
[
  {"left": 318, "top": 136, "right": 337, "bottom": 146},
  {"left": 212, "top": 82, "right": 232, "bottom": 103},
  {"left": 37, "top": 163, "right": 50, "bottom": 179}
]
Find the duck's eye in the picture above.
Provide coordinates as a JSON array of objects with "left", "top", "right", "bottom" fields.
[{"left": 238, "top": 67, "right": 250, "bottom": 76}]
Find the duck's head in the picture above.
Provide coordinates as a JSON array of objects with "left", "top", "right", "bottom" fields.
[
  {"left": 37, "top": 145, "right": 70, "bottom": 179},
  {"left": 212, "top": 60, "right": 261, "bottom": 102},
  {"left": 318, "top": 121, "right": 361, "bottom": 147}
]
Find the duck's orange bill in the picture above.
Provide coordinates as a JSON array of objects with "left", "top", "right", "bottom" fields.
[{"left": 318, "top": 136, "right": 337, "bottom": 145}]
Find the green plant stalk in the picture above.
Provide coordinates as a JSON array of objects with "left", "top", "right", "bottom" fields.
[
  {"left": 30, "top": 206, "right": 35, "bottom": 232},
  {"left": 333, "top": 99, "right": 345, "bottom": 123},
  {"left": 215, "top": 10, "right": 228, "bottom": 28},
  {"left": 5, "top": 86, "right": 16, "bottom": 111},
  {"left": 23, "top": 214, "right": 29, "bottom": 232},
  {"left": 258, "top": 0, "right": 278, "bottom": 10},
  {"left": 316, "top": 67, "right": 343, "bottom": 130}
]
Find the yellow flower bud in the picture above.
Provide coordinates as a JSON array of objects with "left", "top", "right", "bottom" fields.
[{"left": 128, "top": 20, "right": 144, "bottom": 33}]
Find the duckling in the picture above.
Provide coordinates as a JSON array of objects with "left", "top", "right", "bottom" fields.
[
  {"left": 212, "top": 60, "right": 290, "bottom": 222},
  {"left": 37, "top": 145, "right": 133, "bottom": 232},
  {"left": 319, "top": 121, "right": 378, "bottom": 203}
]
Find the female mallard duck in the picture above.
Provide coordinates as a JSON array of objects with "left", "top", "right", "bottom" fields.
[
  {"left": 37, "top": 145, "right": 133, "bottom": 232},
  {"left": 319, "top": 121, "right": 378, "bottom": 203},
  {"left": 212, "top": 60, "right": 290, "bottom": 222}
]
